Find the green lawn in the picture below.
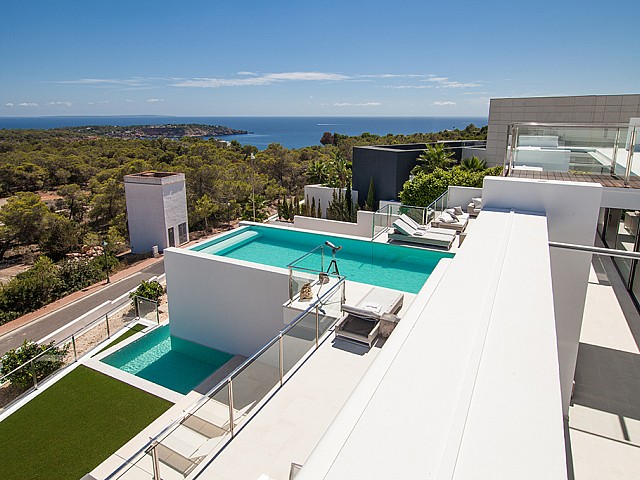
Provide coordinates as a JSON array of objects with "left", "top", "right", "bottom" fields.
[
  {"left": 96, "top": 323, "right": 147, "bottom": 355},
  {"left": 0, "top": 365, "right": 172, "bottom": 479}
]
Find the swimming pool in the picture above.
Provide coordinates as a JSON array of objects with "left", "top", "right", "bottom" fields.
[
  {"left": 101, "top": 325, "right": 233, "bottom": 394},
  {"left": 192, "top": 225, "right": 453, "bottom": 294}
]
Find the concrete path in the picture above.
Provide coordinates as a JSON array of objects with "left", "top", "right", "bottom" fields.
[{"left": 0, "top": 258, "right": 164, "bottom": 356}]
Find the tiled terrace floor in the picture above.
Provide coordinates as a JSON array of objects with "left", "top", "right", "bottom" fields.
[{"left": 569, "top": 251, "right": 640, "bottom": 479}]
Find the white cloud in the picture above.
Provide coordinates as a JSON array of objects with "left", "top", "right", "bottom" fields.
[
  {"left": 383, "top": 85, "right": 432, "bottom": 89},
  {"left": 146, "top": 98, "right": 164, "bottom": 103},
  {"left": 443, "top": 82, "right": 482, "bottom": 88},
  {"left": 55, "top": 78, "right": 145, "bottom": 86},
  {"left": 433, "top": 101, "right": 456, "bottom": 106},
  {"left": 359, "top": 73, "right": 423, "bottom": 79},
  {"left": 125, "top": 99, "right": 135, "bottom": 103},
  {"left": 97, "top": 100, "right": 111, "bottom": 104},
  {"left": 423, "top": 76, "right": 481, "bottom": 89},
  {"left": 47, "top": 101, "right": 72, "bottom": 106},
  {"left": 5, "top": 103, "right": 14, "bottom": 107},
  {"left": 333, "top": 102, "right": 381, "bottom": 107},
  {"left": 19, "top": 102, "right": 38, "bottom": 107},
  {"left": 237, "top": 71, "right": 258, "bottom": 76},
  {"left": 172, "top": 71, "right": 349, "bottom": 88}
]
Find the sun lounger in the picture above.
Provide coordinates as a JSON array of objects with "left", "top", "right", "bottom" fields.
[
  {"left": 389, "top": 218, "right": 456, "bottom": 250},
  {"left": 399, "top": 213, "right": 428, "bottom": 230},
  {"left": 431, "top": 208, "right": 469, "bottom": 232},
  {"left": 335, "top": 288, "right": 404, "bottom": 347}
]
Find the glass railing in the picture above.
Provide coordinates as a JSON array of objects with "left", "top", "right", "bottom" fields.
[
  {"left": 107, "top": 278, "right": 346, "bottom": 480},
  {"left": 0, "top": 296, "right": 158, "bottom": 411},
  {"left": 372, "top": 197, "right": 444, "bottom": 240},
  {"left": 505, "top": 122, "right": 640, "bottom": 185},
  {"left": 287, "top": 244, "right": 344, "bottom": 302}
]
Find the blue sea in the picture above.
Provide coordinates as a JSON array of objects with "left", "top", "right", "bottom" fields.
[{"left": 0, "top": 116, "right": 487, "bottom": 150}]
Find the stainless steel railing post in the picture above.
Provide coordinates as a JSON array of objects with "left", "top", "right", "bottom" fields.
[
  {"left": 150, "top": 443, "right": 161, "bottom": 480},
  {"left": 72, "top": 335, "right": 78, "bottom": 362},
  {"left": 278, "top": 334, "right": 284, "bottom": 386},
  {"left": 30, "top": 359, "right": 37, "bottom": 389},
  {"left": 315, "top": 305, "right": 319, "bottom": 348},
  {"left": 105, "top": 314, "right": 110, "bottom": 338},
  {"left": 156, "top": 301, "right": 160, "bottom": 324},
  {"left": 289, "top": 268, "right": 293, "bottom": 302},
  {"left": 624, "top": 128, "right": 637, "bottom": 187},
  {"left": 228, "top": 379, "right": 235, "bottom": 437},
  {"left": 611, "top": 127, "right": 621, "bottom": 175}
]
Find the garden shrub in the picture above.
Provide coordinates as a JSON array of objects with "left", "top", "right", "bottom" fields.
[{"left": 1, "top": 340, "right": 69, "bottom": 389}]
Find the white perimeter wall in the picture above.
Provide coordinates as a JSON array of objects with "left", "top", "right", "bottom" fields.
[
  {"left": 164, "top": 248, "right": 289, "bottom": 357},
  {"left": 125, "top": 182, "right": 167, "bottom": 254},
  {"left": 293, "top": 210, "right": 374, "bottom": 238},
  {"left": 304, "top": 185, "right": 359, "bottom": 218},
  {"left": 482, "top": 176, "right": 603, "bottom": 415}
]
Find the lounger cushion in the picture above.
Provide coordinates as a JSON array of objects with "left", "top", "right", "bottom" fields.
[
  {"left": 342, "top": 304, "right": 380, "bottom": 320},
  {"left": 438, "top": 212, "right": 456, "bottom": 223},
  {"left": 472, "top": 197, "right": 483, "bottom": 208},
  {"left": 454, "top": 206, "right": 464, "bottom": 216}
]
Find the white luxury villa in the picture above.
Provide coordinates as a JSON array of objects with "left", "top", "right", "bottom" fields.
[{"left": 2, "top": 94, "right": 640, "bottom": 480}]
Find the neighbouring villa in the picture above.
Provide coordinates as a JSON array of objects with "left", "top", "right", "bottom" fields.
[{"left": 2, "top": 94, "right": 640, "bottom": 480}]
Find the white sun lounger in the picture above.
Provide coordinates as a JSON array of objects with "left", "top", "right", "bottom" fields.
[
  {"left": 335, "top": 288, "right": 404, "bottom": 347},
  {"left": 389, "top": 218, "right": 456, "bottom": 250}
]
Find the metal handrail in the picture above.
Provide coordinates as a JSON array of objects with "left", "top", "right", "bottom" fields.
[
  {"left": 105, "top": 277, "right": 346, "bottom": 480},
  {"left": 508, "top": 121, "right": 630, "bottom": 128},
  {"left": 0, "top": 296, "right": 155, "bottom": 385},
  {"left": 286, "top": 244, "right": 324, "bottom": 269},
  {"left": 549, "top": 241, "right": 640, "bottom": 260}
]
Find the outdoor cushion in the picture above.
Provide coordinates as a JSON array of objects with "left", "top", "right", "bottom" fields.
[
  {"left": 472, "top": 197, "right": 483, "bottom": 208},
  {"left": 454, "top": 206, "right": 464, "bottom": 216}
]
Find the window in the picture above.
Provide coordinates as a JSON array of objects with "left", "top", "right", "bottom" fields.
[
  {"left": 168, "top": 227, "right": 175, "bottom": 248},
  {"left": 178, "top": 222, "right": 188, "bottom": 245}
]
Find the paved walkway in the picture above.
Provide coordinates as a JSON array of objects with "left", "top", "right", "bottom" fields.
[{"left": 568, "top": 251, "right": 640, "bottom": 479}]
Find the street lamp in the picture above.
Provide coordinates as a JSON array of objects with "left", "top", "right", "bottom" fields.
[{"left": 102, "top": 240, "right": 110, "bottom": 284}]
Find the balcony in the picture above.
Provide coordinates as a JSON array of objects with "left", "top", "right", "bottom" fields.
[{"left": 504, "top": 122, "right": 640, "bottom": 188}]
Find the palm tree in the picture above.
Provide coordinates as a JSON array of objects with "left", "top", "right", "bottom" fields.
[
  {"left": 414, "top": 144, "right": 454, "bottom": 174},
  {"left": 306, "top": 160, "right": 329, "bottom": 185},
  {"left": 329, "top": 153, "right": 351, "bottom": 188},
  {"left": 460, "top": 156, "right": 487, "bottom": 172}
]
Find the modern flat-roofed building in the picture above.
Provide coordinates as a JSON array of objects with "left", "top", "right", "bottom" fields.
[{"left": 124, "top": 171, "right": 189, "bottom": 254}]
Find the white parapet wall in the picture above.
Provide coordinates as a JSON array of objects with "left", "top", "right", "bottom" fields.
[
  {"left": 164, "top": 247, "right": 289, "bottom": 357},
  {"left": 447, "top": 185, "right": 483, "bottom": 210},
  {"left": 482, "top": 176, "right": 603, "bottom": 415},
  {"left": 299, "top": 209, "right": 567, "bottom": 479},
  {"left": 293, "top": 210, "right": 375, "bottom": 238}
]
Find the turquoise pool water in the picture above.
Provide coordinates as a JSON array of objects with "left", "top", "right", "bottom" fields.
[
  {"left": 101, "top": 325, "right": 233, "bottom": 394},
  {"left": 192, "top": 225, "right": 453, "bottom": 294}
]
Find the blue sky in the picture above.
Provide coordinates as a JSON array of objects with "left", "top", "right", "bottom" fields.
[{"left": 1, "top": 0, "right": 638, "bottom": 117}]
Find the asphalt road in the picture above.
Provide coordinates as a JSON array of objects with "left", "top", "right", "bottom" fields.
[{"left": 0, "top": 260, "right": 165, "bottom": 356}]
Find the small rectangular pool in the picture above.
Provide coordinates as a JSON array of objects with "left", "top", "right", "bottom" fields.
[
  {"left": 192, "top": 225, "right": 453, "bottom": 294},
  {"left": 101, "top": 325, "right": 233, "bottom": 395}
]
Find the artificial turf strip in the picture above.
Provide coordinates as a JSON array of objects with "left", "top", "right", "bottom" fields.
[
  {"left": 96, "top": 323, "right": 147, "bottom": 355},
  {"left": 0, "top": 365, "right": 172, "bottom": 480}
]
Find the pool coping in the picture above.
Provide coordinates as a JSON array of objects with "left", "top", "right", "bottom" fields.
[{"left": 88, "top": 321, "right": 184, "bottom": 404}]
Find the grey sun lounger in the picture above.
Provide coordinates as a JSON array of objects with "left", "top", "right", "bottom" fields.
[
  {"left": 389, "top": 218, "right": 456, "bottom": 250},
  {"left": 335, "top": 288, "right": 404, "bottom": 348}
]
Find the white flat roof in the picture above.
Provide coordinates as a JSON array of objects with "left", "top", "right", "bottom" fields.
[{"left": 298, "top": 209, "right": 567, "bottom": 479}]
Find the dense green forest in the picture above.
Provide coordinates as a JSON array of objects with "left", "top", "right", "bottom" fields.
[{"left": 0, "top": 124, "right": 487, "bottom": 325}]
